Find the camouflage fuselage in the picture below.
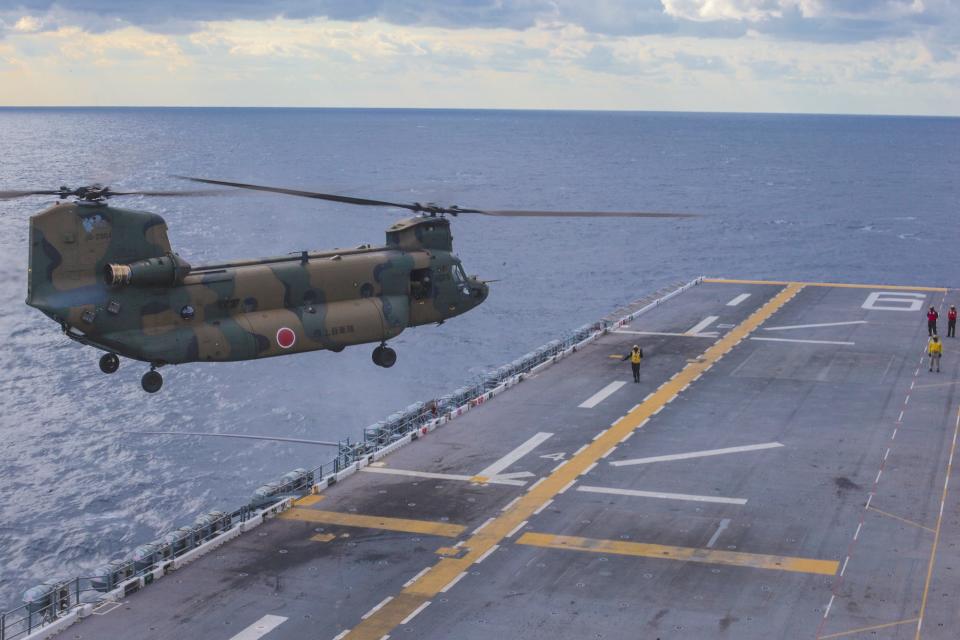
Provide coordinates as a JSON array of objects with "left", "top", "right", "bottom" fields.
[{"left": 27, "top": 202, "right": 487, "bottom": 365}]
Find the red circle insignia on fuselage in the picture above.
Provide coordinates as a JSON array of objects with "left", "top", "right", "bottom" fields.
[{"left": 276, "top": 327, "right": 296, "bottom": 349}]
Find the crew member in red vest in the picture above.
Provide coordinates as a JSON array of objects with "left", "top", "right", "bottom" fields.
[
  {"left": 948, "top": 305, "right": 957, "bottom": 338},
  {"left": 927, "top": 306, "right": 939, "bottom": 337}
]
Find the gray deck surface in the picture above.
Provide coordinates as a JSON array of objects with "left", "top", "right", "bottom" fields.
[{"left": 71, "top": 279, "right": 960, "bottom": 639}]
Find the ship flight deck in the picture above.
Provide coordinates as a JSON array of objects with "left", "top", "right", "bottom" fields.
[{"left": 69, "top": 279, "right": 959, "bottom": 640}]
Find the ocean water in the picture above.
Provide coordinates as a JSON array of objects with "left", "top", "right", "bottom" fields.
[{"left": 0, "top": 108, "right": 957, "bottom": 608}]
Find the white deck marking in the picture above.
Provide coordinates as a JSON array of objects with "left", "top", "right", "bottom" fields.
[
  {"left": 478, "top": 432, "right": 554, "bottom": 477},
  {"left": 763, "top": 320, "right": 866, "bottom": 331},
  {"left": 750, "top": 337, "right": 855, "bottom": 346},
  {"left": 362, "top": 597, "right": 394, "bottom": 620},
  {"left": 361, "top": 467, "right": 526, "bottom": 487},
  {"left": 534, "top": 499, "right": 554, "bottom": 515},
  {"left": 403, "top": 567, "right": 432, "bottom": 588},
  {"left": 475, "top": 544, "right": 500, "bottom": 564},
  {"left": 506, "top": 520, "right": 529, "bottom": 538},
  {"left": 686, "top": 316, "right": 719, "bottom": 335},
  {"left": 229, "top": 615, "right": 287, "bottom": 640},
  {"left": 472, "top": 517, "right": 495, "bottom": 534},
  {"left": 400, "top": 601, "right": 431, "bottom": 625},
  {"left": 726, "top": 293, "right": 751, "bottom": 306},
  {"left": 440, "top": 572, "right": 467, "bottom": 593},
  {"left": 579, "top": 382, "right": 627, "bottom": 409},
  {"left": 611, "top": 442, "right": 783, "bottom": 467},
  {"left": 823, "top": 595, "right": 835, "bottom": 619},
  {"left": 577, "top": 485, "right": 747, "bottom": 505},
  {"left": 706, "top": 518, "right": 731, "bottom": 548},
  {"left": 500, "top": 497, "right": 521, "bottom": 512},
  {"left": 614, "top": 329, "right": 718, "bottom": 338},
  {"left": 332, "top": 631, "right": 350, "bottom": 640}
]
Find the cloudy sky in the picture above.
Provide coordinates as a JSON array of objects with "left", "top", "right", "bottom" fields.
[{"left": 0, "top": 1, "right": 957, "bottom": 114}]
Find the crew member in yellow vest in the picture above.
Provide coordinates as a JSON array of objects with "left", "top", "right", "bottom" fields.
[
  {"left": 622, "top": 344, "right": 643, "bottom": 383},
  {"left": 929, "top": 335, "right": 942, "bottom": 372}
]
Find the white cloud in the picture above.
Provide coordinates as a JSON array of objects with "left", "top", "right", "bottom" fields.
[{"left": 13, "top": 15, "right": 44, "bottom": 33}]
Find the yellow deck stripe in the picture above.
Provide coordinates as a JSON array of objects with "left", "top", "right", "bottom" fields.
[
  {"left": 704, "top": 277, "right": 946, "bottom": 292},
  {"left": 280, "top": 508, "right": 465, "bottom": 537},
  {"left": 516, "top": 532, "right": 838, "bottom": 576},
  {"left": 820, "top": 617, "right": 919, "bottom": 639},
  {"left": 294, "top": 494, "right": 325, "bottom": 506},
  {"left": 915, "top": 406, "right": 960, "bottom": 639},
  {"left": 866, "top": 506, "right": 935, "bottom": 533},
  {"left": 343, "top": 283, "right": 803, "bottom": 639}
]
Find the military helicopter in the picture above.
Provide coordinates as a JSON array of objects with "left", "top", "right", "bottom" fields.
[{"left": 7, "top": 179, "right": 693, "bottom": 392}]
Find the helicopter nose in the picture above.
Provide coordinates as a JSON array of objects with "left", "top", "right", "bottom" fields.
[{"left": 468, "top": 277, "right": 489, "bottom": 303}]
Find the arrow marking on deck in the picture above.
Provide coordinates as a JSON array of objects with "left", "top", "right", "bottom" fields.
[
  {"left": 707, "top": 519, "right": 731, "bottom": 548},
  {"left": 763, "top": 320, "right": 866, "bottom": 331},
  {"left": 610, "top": 442, "right": 783, "bottom": 467},
  {"left": 686, "top": 316, "right": 719, "bottom": 335},
  {"left": 577, "top": 485, "right": 747, "bottom": 505},
  {"left": 339, "top": 283, "right": 803, "bottom": 640},
  {"left": 476, "top": 432, "right": 554, "bottom": 477},
  {"left": 229, "top": 614, "right": 287, "bottom": 640},
  {"left": 579, "top": 382, "right": 626, "bottom": 409}
]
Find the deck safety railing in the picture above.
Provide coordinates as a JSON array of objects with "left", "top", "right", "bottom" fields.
[{"left": 1, "top": 277, "right": 701, "bottom": 640}]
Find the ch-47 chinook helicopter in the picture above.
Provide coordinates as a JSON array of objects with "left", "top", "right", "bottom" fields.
[{"left": 8, "top": 178, "right": 693, "bottom": 392}]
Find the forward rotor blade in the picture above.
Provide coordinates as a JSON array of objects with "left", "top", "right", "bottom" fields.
[
  {"left": 177, "top": 176, "right": 418, "bottom": 211},
  {"left": 109, "top": 189, "right": 228, "bottom": 197},
  {"left": 460, "top": 209, "right": 698, "bottom": 218},
  {"left": 0, "top": 190, "right": 63, "bottom": 200}
]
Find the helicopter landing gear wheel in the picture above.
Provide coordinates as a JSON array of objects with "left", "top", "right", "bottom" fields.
[
  {"left": 372, "top": 344, "right": 397, "bottom": 368},
  {"left": 99, "top": 353, "right": 120, "bottom": 374},
  {"left": 141, "top": 368, "right": 163, "bottom": 393}
]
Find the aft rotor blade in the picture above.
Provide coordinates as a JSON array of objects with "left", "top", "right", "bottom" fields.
[
  {"left": 0, "top": 190, "right": 63, "bottom": 200},
  {"left": 177, "top": 176, "right": 419, "bottom": 212},
  {"left": 460, "top": 209, "right": 698, "bottom": 218}
]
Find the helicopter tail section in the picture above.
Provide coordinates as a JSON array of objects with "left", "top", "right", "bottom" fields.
[{"left": 26, "top": 202, "right": 173, "bottom": 324}]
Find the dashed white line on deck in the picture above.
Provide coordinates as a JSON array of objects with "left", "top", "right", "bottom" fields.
[
  {"left": 400, "top": 601, "right": 431, "bottom": 626},
  {"left": 477, "top": 432, "right": 554, "bottom": 477},
  {"left": 750, "top": 337, "right": 855, "bottom": 346},
  {"left": 230, "top": 615, "right": 287, "bottom": 640},
  {"left": 579, "top": 382, "right": 627, "bottom": 409},
  {"left": 687, "top": 316, "right": 720, "bottom": 335},
  {"left": 610, "top": 442, "right": 783, "bottom": 467},
  {"left": 577, "top": 485, "right": 747, "bottom": 505},
  {"left": 362, "top": 597, "right": 394, "bottom": 620},
  {"left": 763, "top": 320, "right": 866, "bottom": 331}
]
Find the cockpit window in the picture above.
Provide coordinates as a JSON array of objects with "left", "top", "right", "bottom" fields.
[{"left": 453, "top": 264, "right": 468, "bottom": 285}]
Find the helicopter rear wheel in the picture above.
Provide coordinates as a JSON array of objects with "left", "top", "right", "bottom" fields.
[
  {"left": 99, "top": 353, "right": 120, "bottom": 374},
  {"left": 372, "top": 344, "right": 397, "bottom": 368},
  {"left": 141, "top": 370, "right": 163, "bottom": 393}
]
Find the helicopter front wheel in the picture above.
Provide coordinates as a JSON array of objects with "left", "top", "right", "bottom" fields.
[
  {"left": 372, "top": 344, "right": 397, "bottom": 368},
  {"left": 99, "top": 353, "right": 120, "bottom": 374},
  {"left": 141, "top": 369, "right": 163, "bottom": 393}
]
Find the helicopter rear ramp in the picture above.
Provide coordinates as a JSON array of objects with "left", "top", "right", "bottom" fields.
[{"left": 66, "top": 278, "right": 960, "bottom": 639}]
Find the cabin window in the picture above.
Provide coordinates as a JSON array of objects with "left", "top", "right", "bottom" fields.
[{"left": 410, "top": 268, "right": 433, "bottom": 301}]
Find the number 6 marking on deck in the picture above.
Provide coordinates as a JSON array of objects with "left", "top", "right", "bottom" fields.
[{"left": 862, "top": 291, "right": 925, "bottom": 312}]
